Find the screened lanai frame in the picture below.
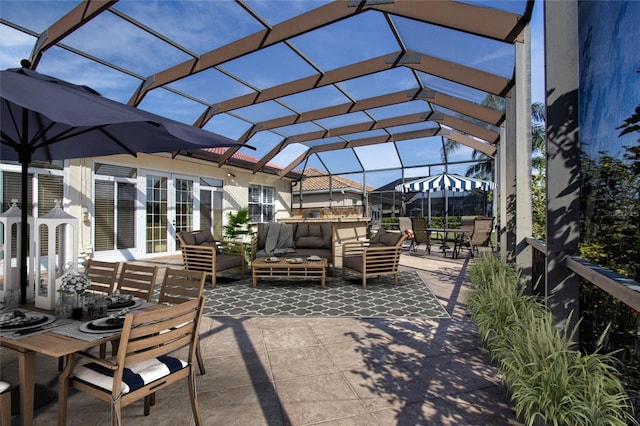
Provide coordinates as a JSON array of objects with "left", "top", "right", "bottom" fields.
[{"left": 0, "top": 0, "right": 532, "bottom": 192}]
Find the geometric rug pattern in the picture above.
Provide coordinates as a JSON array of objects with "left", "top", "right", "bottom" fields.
[{"left": 200, "top": 269, "right": 450, "bottom": 318}]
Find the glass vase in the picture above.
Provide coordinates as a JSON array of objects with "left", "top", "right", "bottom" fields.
[
  {"left": 55, "top": 293, "right": 73, "bottom": 319},
  {"left": 71, "top": 294, "right": 84, "bottom": 320}
]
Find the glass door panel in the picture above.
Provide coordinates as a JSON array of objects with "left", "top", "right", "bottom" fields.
[{"left": 146, "top": 175, "right": 167, "bottom": 254}]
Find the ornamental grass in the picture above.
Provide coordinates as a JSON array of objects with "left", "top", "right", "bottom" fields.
[{"left": 467, "top": 254, "right": 637, "bottom": 426}]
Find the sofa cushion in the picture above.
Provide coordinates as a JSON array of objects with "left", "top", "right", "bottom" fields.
[
  {"left": 296, "top": 235, "right": 324, "bottom": 248},
  {"left": 320, "top": 222, "right": 332, "bottom": 249},
  {"left": 194, "top": 229, "right": 213, "bottom": 245},
  {"left": 180, "top": 231, "right": 196, "bottom": 246},
  {"left": 257, "top": 223, "right": 269, "bottom": 250},
  {"left": 289, "top": 248, "right": 331, "bottom": 259},
  {"left": 308, "top": 225, "right": 322, "bottom": 237},
  {"left": 294, "top": 224, "right": 308, "bottom": 240}
]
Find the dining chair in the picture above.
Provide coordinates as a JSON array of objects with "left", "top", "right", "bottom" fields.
[
  {"left": 0, "top": 381, "right": 11, "bottom": 426},
  {"left": 85, "top": 259, "right": 121, "bottom": 295},
  {"left": 57, "top": 297, "right": 205, "bottom": 425},
  {"left": 158, "top": 268, "right": 207, "bottom": 375},
  {"left": 454, "top": 216, "right": 495, "bottom": 258},
  {"left": 409, "top": 217, "right": 431, "bottom": 256},
  {"left": 99, "top": 263, "right": 160, "bottom": 359},
  {"left": 115, "top": 263, "right": 159, "bottom": 302}
]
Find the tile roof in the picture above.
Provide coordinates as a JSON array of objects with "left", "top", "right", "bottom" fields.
[{"left": 293, "top": 168, "right": 375, "bottom": 193}]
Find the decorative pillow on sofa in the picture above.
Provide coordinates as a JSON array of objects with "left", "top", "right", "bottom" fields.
[
  {"left": 320, "top": 222, "right": 332, "bottom": 249},
  {"left": 257, "top": 223, "right": 269, "bottom": 250},
  {"left": 308, "top": 225, "right": 322, "bottom": 237},
  {"left": 296, "top": 236, "right": 324, "bottom": 248}
]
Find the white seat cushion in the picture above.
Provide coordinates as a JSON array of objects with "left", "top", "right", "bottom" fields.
[
  {"left": 73, "top": 355, "right": 187, "bottom": 394},
  {"left": 0, "top": 380, "right": 10, "bottom": 393}
]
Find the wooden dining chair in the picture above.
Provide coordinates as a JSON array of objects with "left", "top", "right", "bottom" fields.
[
  {"left": 115, "top": 263, "right": 159, "bottom": 302},
  {"left": 0, "top": 381, "right": 11, "bottom": 426},
  {"left": 158, "top": 268, "right": 207, "bottom": 375},
  {"left": 99, "top": 263, "right": 161, "bottom": 359},
  {"left": 85, "top": 259, "right": 120, "bottom": 295},
  {"left": 57, "top": 297, "right": 205, "bottom": 425}
]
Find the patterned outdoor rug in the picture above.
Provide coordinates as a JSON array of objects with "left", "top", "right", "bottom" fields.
[{"left": 200, "top": 269, "right": 450, "bottom": 318}]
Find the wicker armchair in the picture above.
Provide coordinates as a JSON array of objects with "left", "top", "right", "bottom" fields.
[{"left": 342, "top": 229, "right": 406, "bottom": 289}]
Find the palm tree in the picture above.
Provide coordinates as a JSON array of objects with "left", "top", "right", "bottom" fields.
[{"left": 531, "top": 101, "right": 546, "bottom": 172}]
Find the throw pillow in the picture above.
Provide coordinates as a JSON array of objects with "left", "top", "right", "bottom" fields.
[
  {"left": 294, "top": 223, "right": 309, "bottom": 240},
  {"left": 194, "top": 229, "right": 213, "bottom": 245},
  {"left": 180, "top": 231, "right": 196, "bottom": 246},
  {"left": 308, "top": 225, "right": 322, "bottom": 237},
  {"left": 320, "top": 222, "right": 332, "bottom": 249},
  {"left": 380, "top": 231, "right": 402, "bottom": 246},
  {"left": 370, "top": 228, "right": 386, "bottom": 244},
  {"left": 257, "top": 223, "right": 269, "bottom": 250}
]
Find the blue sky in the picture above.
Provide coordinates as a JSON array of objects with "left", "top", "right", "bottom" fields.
[{"left": 0, "top": 0, "right": 545, "bottom": 188}]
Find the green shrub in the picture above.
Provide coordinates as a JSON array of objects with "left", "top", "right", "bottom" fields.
[{"left": 467, "top": 256, "right": 637, "bottom": 426}]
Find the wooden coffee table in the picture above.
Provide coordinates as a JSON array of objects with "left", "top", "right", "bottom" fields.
[{"left": 252, "top": 257, "right": 328, "bottom": 288}]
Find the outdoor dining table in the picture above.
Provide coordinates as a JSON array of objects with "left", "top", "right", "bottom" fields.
[
  {"left": 0, "top": 302, "right": 158, "bottom": 426},
  {"left": 426, "top": 227, "right": 473, "bottom": 258}
]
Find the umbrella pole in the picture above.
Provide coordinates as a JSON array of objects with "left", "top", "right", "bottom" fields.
[{"left": 20, "top": 158, "right": 29, "bottom": 304}]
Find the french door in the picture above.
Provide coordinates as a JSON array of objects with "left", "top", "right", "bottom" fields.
[{"left": 141, "top": 172, "right": 199, "bottom": 256}]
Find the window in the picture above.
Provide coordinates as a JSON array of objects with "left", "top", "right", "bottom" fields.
[
  {"left": 248, "top": 184, "right": 275, "bottom": 222},
  {"left": 94, "top": 163, "right": 137, "bottom": 252}
]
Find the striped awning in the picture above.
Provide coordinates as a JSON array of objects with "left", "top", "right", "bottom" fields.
[{"left": 396, "top": 173, "right": 495, "bottom": 193}]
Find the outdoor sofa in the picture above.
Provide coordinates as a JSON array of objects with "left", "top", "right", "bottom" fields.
[{"left": 250, "top": 222, "right": 334, "bottom": 270}]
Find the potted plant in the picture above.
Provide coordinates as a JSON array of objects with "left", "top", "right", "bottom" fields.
[{"left": 223, "top": 207, "right": 256, "bottom": 243}]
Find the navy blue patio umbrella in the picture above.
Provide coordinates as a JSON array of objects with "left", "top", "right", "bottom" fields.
[{"left": 1, "top": 66, "right": 245, "bottom": 303}]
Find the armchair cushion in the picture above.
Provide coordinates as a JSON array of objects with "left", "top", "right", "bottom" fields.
[
  {"left": 370, "top": 228, "right": 403, "bottom": 246},
  {"left": 194, "top": 229, "right": 212, "bottom": 245},
  {"left": 380, "top": 231, "right": 403, "bottom": 246},
  {"left": 194, "top": 229, "right": 221, "bottom": 254},
  {"left": 180, "top": 231, "right": 196, "bottom": 245}
]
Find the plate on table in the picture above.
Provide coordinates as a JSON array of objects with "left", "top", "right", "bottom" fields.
[
  {"left": 264, "top": 257, "right": 280, "bottom": 263},
  {"left": 286, "top": 258, "right": 304, "bottom": 264},
  {"left": 106, "top": 298, "right": 143, "bottom": 311},
  {"left": 307, "top": 256, "right": 322, "bottom": 261},
  {"left": 79, "top": 316, "right": 126, "bottom": 334},
  {"left": 0, "top": 311, "right": 55, "bottom": 331}
]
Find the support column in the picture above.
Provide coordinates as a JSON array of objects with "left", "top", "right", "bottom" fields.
[
  {"left": 544, "top": 0, "right": 580, "bottom": 330},
  {"left": 515, "top": 24, "right": 533, "bottom": 285},
  {"left": 503, "top": 99, "right": 517, "bottom": 259}
]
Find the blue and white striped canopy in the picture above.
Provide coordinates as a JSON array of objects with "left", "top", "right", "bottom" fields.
[{"left": 397, "top": 173, "right": 495, "bottom": 193}]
